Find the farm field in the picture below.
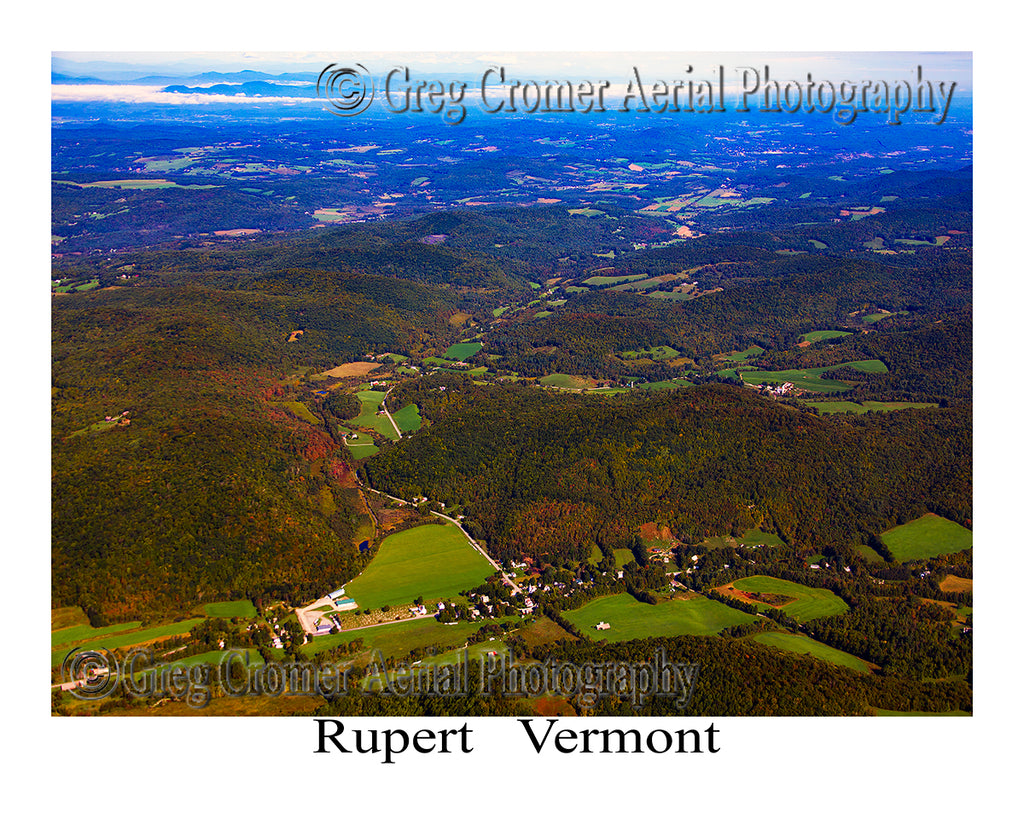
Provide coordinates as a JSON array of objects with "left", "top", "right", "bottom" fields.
[
  {"left": 562, "top": 593, "right": 756, "bottom": 641},
  {"left": 51, "top": 618, "right": 205, "bottom": 668},
  {"left": 202, "top": 600, "right": 257, "bottom": 618},
  {"left": 321, "top": 361, "right": 381, "bottom": 378},
  {"left": 391, "top": 404, "right": 423, "bottom": 433},
  {"left": 540, "top": 373, "right": 594, "bottom": 390},
  {"left": 724, "top": 345, "right": 765, "bottom": 362},
  {"left": 750, "top": 632, "right": 872, "bottom": 673},
  {"left": 613, "top": 548, "right": 635, "bottom": 568},
  {"left": 805, "top": 401, "right": 938, "bottom": 414},
  {"left": 862, "top": 310, "right": 909, "bottom": 324},
  {"left": 517, "top": 616, "right": 577, "bottom": 649},
  {"left": 419, "top": 639, "right": 509, "bottom": 669},
  {"left": 343, "top": 523, "right": 495, "bottom": 610},
  {"left": 443, "top": 342, "right": 483, "bottom": 361},
  {"left": 54, "top": 178, "right": 219, "bottom": 190},
  {"left": 273, "top": 401, "right": 319, "bottom": 424},
  {"left": 620, "top": 346, "right": 680, "bottom": 361},
  {"left": 741, "top": 359, "right": 888, "bottom": 393},
  {"left": 582, "top": 273, "right": 646, "bottom": 286},
  {"left": 724, "top": 576, "right": 849, "bottom": 621},
  {"left": 800, "top": 330, "right": 852, "bottom": 344},
  {"left": 342, "top": 429, "right": 379, "bottom": 458},
  {"left": 739, "top": 528, "right": 785, "bottom": 546},
  {"left": 352, "top": 390, "right": 399, "bottom": 440},
  {"left": 880, "top": 513, "right": 973, "bottom": 561},
  {"left": 302, "top": 617, "right": 483, "bottom": 660}
]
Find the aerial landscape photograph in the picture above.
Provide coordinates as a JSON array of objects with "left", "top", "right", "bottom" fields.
[
  {"left": 30, "top": 8, "right": 1010, "bottom": 808},
  {"left": 49, "top": 47, "right": 977, "bottom": 722}
]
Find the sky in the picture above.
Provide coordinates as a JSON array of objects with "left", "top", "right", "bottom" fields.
[{"left": 52, "top": 50, "right": 973, "bottom": 87}]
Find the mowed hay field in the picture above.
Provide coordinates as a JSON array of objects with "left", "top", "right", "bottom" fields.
[
  {"left": 202, "top": 599, "right": 257, "bottom": 619},
  {"left": 443, "top": 341, "right": 483, "bottom": 361},
  {"left": 344, "top": 524, "right": 494, "bottom": 610},
  {"left": 51, "top": 618, "right": 205, "bottom": 668},
  {"left": 562, "top": 593, "right": 755, "bottom": 641},
  {"left": 750, "top": 632, "right": 871, "bottom": 673},
  {"left": 301, "top": 617, "right": 485, "bottom": 660},
  {"left": 880, "top": 514, "right": 973, "bottom": 561},
  {"left": 726, "top": 575, "right": 849, "bottom": 621}
]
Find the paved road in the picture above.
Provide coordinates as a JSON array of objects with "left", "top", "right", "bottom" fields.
[{"left": 380, "top": 388, "right": 403, "bottom": 440}]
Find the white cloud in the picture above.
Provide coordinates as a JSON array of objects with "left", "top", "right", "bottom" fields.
[{"left": 51, "top": 84, "right": 321, "bottom": 105}]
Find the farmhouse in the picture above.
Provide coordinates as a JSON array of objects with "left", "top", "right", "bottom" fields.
[{"left": 595, "top": 622, "right": 611, "bottom": 630}]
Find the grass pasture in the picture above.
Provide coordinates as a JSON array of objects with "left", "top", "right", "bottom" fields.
[
  {"left": 342, "top": 429, "right": 379, "bottom": 458},
  {"left": 724, "top": 345, "right": 765, "bottom": 362},
  {"left": 304, "top": 617, "right": 483, "bottom": 660},
  {"left": 540, "top": 373, "right": 595, "bottom": 390},
  {"left": 51, "top": 618, "right": 205, "bottom": 668},
  {"left": 202, "top": 599, "right": 257, "bottom": 619},
  {"left": 750, "top": 632, "right": 872, "bottom": 673},
  {"left": 880, "top": 514, "right": 973, "bottom": 561},
  {"left": 343, "top": 524, "right": 494, "bottom": 610},
  {"left": 352, "top": 390, "right": 399, "bottom": 440},
  {"left": 805, "top": 400, "right": 937, "bottom": 415},
  {"left": 582, "top": 273, "right": 646, "bottom": 286},
  {"left": 273, "top": 401, "right": 319, "bottom": 424},
  {"left": 799, "top": 330, "right": 852, "bottom": 344},
  {"left": 739, "top": 528, "right": 784, "bottom": 546},
  {"left": 517, "top": 616, "right": 577, "bottom": 649},
  {"left": 725, "top": 576, "right": 849, "bottom": 621},
  {"left": 391, "top": 404, "right": 423, "bottom": 433},
  {"left": 443, "top": 342, "right": 483, "bottom": 361},
  {"left": 741, "top": 359, "right": 888, "bottom": 393},
  {"left": 562, "top": 593, "right": 755, "bottom": 642},
  {"left": 620, "top": 346, "right": 680, "bottom": 361}
]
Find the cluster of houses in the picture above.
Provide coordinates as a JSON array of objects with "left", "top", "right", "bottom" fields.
[
  {"left": 762, "top": 381, "right": 795, "bottom": 397},
  {"left": 105, "top": 410, "right": 131, "bottom": 426}
]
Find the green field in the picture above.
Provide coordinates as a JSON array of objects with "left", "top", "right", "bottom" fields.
[
  {"left": 862, "top": 311, "right": 908, "bottom": 324},
  {"left": 419, "top": 639, "right": 509, "bottom": 668},
  {"left": 741, "top": 359, "right": 888, "bottom": 393},
  {"left": 51, "top": 618, "right": 205, "bottom": 668},
  {"left": 750, "top": 632, "right": 871, "bottom": 673},
  {"left": 562, "top": 593, "right": 756, "bottom": 641},
  {"left": 391, "top": 404, "right": 423, "bottom": 433},
  {"left": 800, "top": 330, "right": 852, "bottom": 344},
  {"left": 730, "top": 576, "right": 849, "bottom": 621},
  {"left": 303, "top": 617, "right": 484, "bottom": 660},
  {"left": 582, "top": 274, "right": 646, "bottom": 286},
  {"left": 724, "top": 345, "right": 765, "bottom": 362},
  {"left": 880, "top": 514, "right": 973, "bottom": 561},
  {"left": 55, "top": 178, "right": 219, "bottom": 190},
  {"left": 443, "top": 342, "right": 483, "bottom": 361},
  {"left": 620, "top": 346, "right": 680, "bottom": 361},
  {"left": 855, "top": 543, "right": 886, "bottom": 563},
  {"left": 203, "top": 599, "right": 257, "bottom": 619},
  {"left": 613, "top": 549, "right": 635, "bottom": 568},
  {"left": 805, "top": 400, "right": 938, "bottom": 415},
  {"left": 344, "top": 524, "right": 495, "bottom": 610},
  {"left": 273, "top": 400, "right": 319, "bottom": 424},
  {"left": 342, "top": 429, "right": 379, "bottom": 458},
  {"left": 352, "top": 390, "right": 399, "bottom": 440},
  {"left": 739, "top": 528, "right": 784, "bottom": 546},
  {"left": 540, "top": 373, "right": 594, "bottom": 390},
  {"left": 636, "top": 378, "right": 690, "bottom": 391}
]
